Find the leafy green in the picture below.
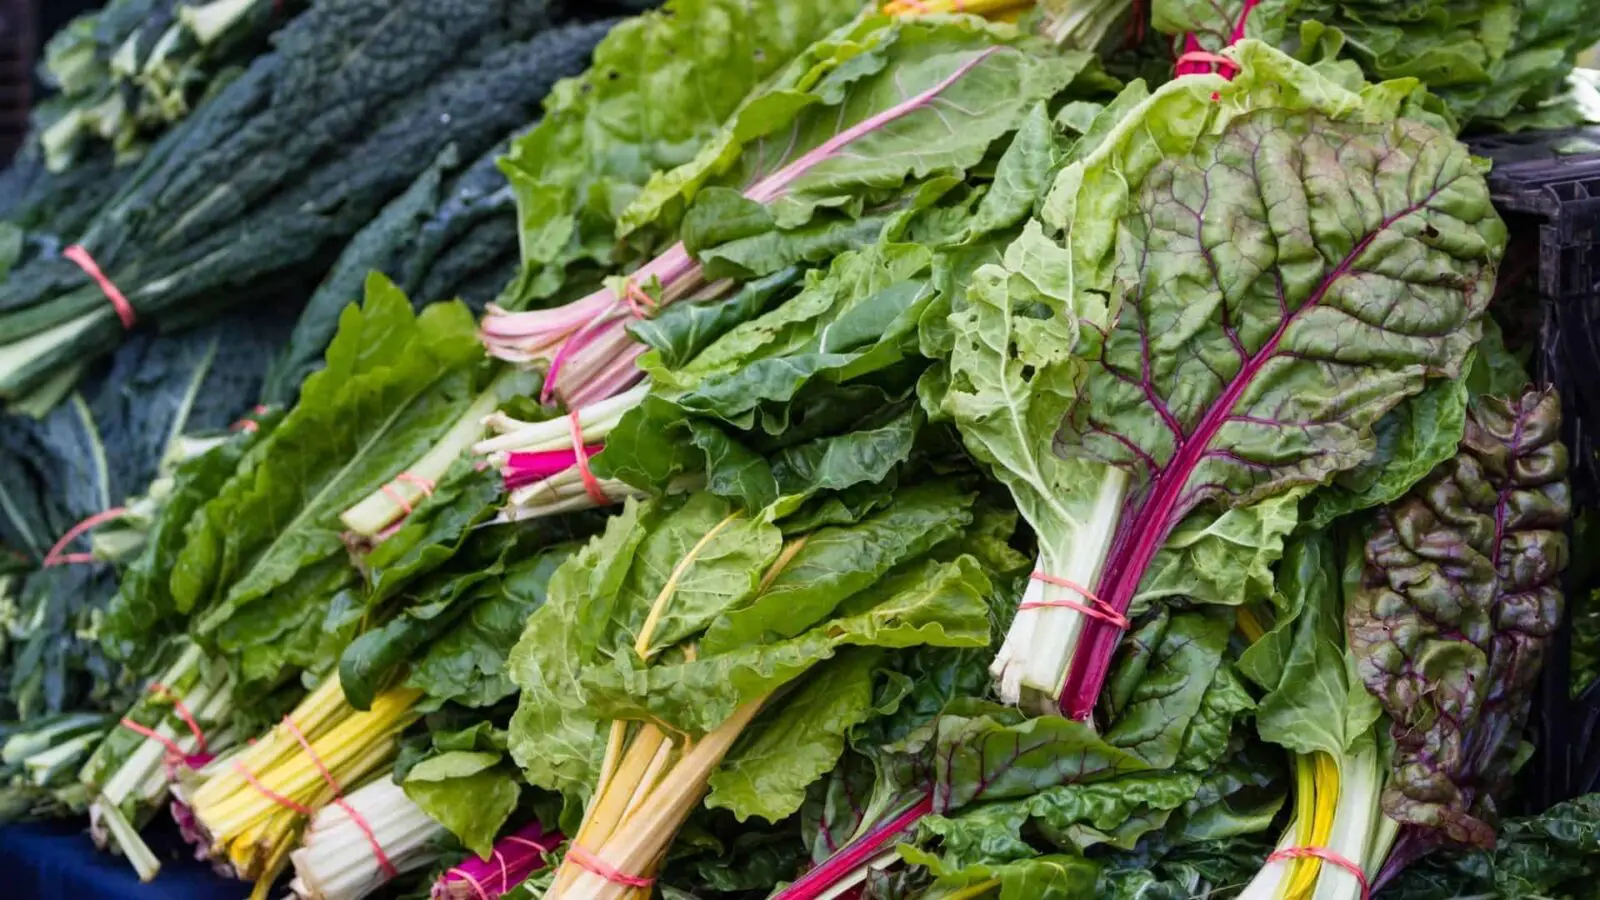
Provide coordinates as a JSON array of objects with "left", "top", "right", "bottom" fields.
[
  {"left": 1351, "top": 389, "right": 1570, "bottom": 863},
  {"left": 1386, "top": 793, "right": 1600, "bottom": 899},
  {"left": 508, "top": 485, "right": 1010, "bottom": 826},
  {"left": 498, "top": 0, "right": 864, "bottom": 306},
  {"left": 706, "top": 648, "right": 883, "bottom": 822},
  {"left": 402, "top": 750, "right": 520, "bottom": 860},
  {"left": 172, "top": 276, "right": 484, "bottom": 693},
  {"left": 1151, "top": 0, "right": 1600, "bottom": 131}
]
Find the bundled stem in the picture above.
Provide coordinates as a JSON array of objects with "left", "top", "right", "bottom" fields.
[
  {"left": 179, "top": 676, "right": 420, "bottom": 893},
  {"left": 432, "top": 822, "right": 563, "bottom": 900},
  {"left": 475, "top": 385, "right": 649, "bottom": 519},
  {"left": 289, "top": 773, "right": 446, "bottom": 900},
  {"left": 546, "top": 526, "right": 810, "bottom": 899},
  {"left": 82, "top": 643, "right": 239, "bottom": 881}
]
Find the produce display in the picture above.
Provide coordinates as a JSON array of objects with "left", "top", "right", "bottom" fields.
[{"left": 0, "top": 1, "right": 1597, "bottom": 899}]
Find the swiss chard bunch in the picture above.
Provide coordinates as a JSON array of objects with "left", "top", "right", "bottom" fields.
[
  {"left": 166, "top": 277, "right": 496, "bottom": 706},
  {"left": 480, "top": 12, "right": 1107, "bottom": 409},
  {"left": 1350, "top": 387, "right": 1571, "bottom": 885},
  {"left": 506, "top": 481, "right": 1027, "bottom": 897},
  {"left": 779, "top": 607, "right": 1271, "bottom": 900},
  {"left": 949, "top": 40, "right": 1504, "bottom": 721}
]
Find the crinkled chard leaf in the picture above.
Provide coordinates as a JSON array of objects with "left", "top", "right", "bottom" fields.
[
  {"left": 1054, "top": 43, "right": 1504, "bottom": 718},
  {"left": 1350, "top": 388, "right": 1570, "bottom": 857}
]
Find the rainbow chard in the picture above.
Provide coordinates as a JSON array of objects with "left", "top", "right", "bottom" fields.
[
  {"left": 1350, "top": 388, "right": 1571, "bottom": 886},
  {"left": 479, "top": 13, "right": 1096, "bottom": 407},
  {"left": 987, "top": 42, "right": 1505, "bottom": 719}
]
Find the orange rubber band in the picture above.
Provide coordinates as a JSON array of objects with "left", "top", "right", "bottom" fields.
[
  {"left": 63, "top": 245, "right": 136, "bottom": 329},
  {"left": 43, "top": 507, "right": 128, "bottom": 567},
  {"left": 381, "top": 472, "right": 435, "bottom": 518},
  {"left": 395, "top": 472, "right": 436, "bottom": 495},
  {"left": 566, "top": 843, "right": 653, "bottom": 888},
  {"left": 281, "top": 716, "right": 398, "bottom": 878},
  {"left": 232, "top": 759, "right": 312, "bottom": 815},
  {"left": 568, "top": 412, "right": 610, "bottom": 507},
  {"left": 1266, "top": 847, "right": 1370, "bottom": 900},
  {"left": 1018, "top": 571, "right": 1130, "bottom": 630},
  {"left": 231, "top": 405, "right": 269, "bottom": 433}
]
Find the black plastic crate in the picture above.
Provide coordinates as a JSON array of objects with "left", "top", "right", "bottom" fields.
[{"left": 1470, "top": 128, "right": 1600, "bottom": 811}]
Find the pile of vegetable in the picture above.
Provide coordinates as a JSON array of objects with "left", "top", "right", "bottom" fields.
[{"left": 1, "top": 0, "right": 1598, "bottom": 899}]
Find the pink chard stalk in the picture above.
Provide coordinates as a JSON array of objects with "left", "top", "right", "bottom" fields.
[
  {"left": 433, "top": 823, "right": 564, "bottom": 900},
  {"left": 477, "top": 47, "right": 1003, "bottom": 408}
]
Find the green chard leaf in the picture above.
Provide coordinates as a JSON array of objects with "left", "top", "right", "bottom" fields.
[
  {"left": 498, "top": 0, "right": 863, "bottom": 306},
  {"left": 171, "top": 275, "right": 484, "bottom": 689},
  {"left": 402, "top": 750, "right": 520, "bottom": 860}
]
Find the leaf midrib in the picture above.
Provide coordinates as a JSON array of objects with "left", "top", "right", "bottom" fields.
[{"left": 220, "top": 368, "right": 455, "bottom": 611}]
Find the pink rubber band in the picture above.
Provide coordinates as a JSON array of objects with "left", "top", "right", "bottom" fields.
[
  {"left": 119, "top": 718, "right": 185, "bottom": 759},
  {"left": 445, "top": 866, "right": 491, "bottom": 900},
  {"left": 565, "top": 843, "right": 653, "bottom": 888},
  {"left": 63, "top": 245, "right": 136, "bottom": 329},
  {"left": 1266, "top": 847, "right": 1370, "bottom": 900},
  {"left": 150, "top": 682, "right": 208, "bottom": 754},
  {"left": 621, "top": 279, "right": 658, "bottom": 320},
  {"left": 43, "top": 507, "right": 128, "bottom": 567},
  {"left": 568, "top": 412, "right": 610, "bottom": 507},
  {"left": 282, "top": 716, "right": 398, "bottom": 879},
  {"left": 232, "top": 759, "right": 312, "bottom": 815},
  {"left": 380, "top": 484, "right": 413, "bottom": 516},
  {"left": 1176, "top": 50, "right": 1239, "bottom": 73},
  {"left": 395, "top": 472, "right": 436, "bottom": 495},
  {"left": 1018, "top": 571, "right": 1130, "bottom": 630}
]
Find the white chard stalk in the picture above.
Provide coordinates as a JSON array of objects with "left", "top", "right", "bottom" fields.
[
  {"left": 289, "top": 774, "right": 446, "bottom": 900},
  {"left": 990, "top": 468, "right": 1126, "bottom": 710}
]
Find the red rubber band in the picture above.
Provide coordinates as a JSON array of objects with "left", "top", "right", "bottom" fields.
[
  {"left": 566, "top": 843, "right": 653, "bottom": 888},
  {"left": 281, "top": 717, "right": 398, "bottom": 879},
  {"left": 568, "top": 412, "right": 610, "bottom": 507},
  {"left": 232, "top": 405, "right": 270, "bottom": 433},
  {"left": 150, "top": 682, "right": 207, "bottom": 754},
  {"left": 1018, "top": 571, "right": 1130, "bottom": 630},
  {"left": 231, "top": 759, "right": 312, "bottom": 815},
  {"left": 43, "top": 507, "right": 128, "bottom": 567},
  {"left": 1266, "top": 847, "right": 1370, "bottom": 900},
  {"left": 119, "top": 718, "right": 185, "bottom": 759},
  {"left": 63, "top": 245, "right": 136, "bottom": 329}
]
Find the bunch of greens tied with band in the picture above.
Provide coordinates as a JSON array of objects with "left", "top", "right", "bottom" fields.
[{"left": 2, "top": 0, "right": 1599, "bottom": 898}]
